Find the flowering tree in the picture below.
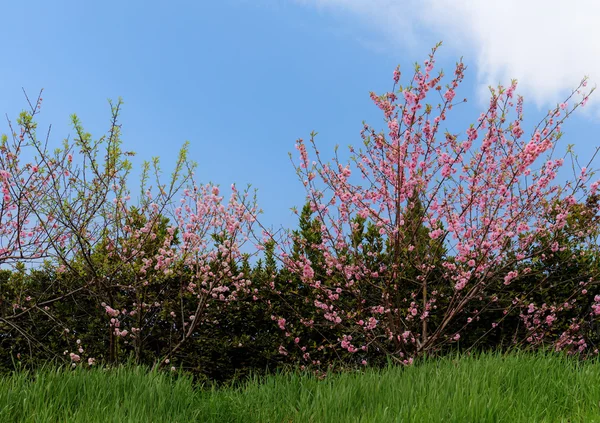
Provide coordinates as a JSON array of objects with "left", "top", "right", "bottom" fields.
[
  {"left": 0, "top": 91, "right": 67, "bottom": 267},
  {"left": 279, "top": 43, "right": 600, "bottom": 367},
  {"left": 0, "top": 91, "right": 84, "bottom": 361},
  {"left": 107, "top": 181, "right": 259, "bottom": 369},
  {"left": 0, "top": 95, "right": 259, "bottom": 370}
]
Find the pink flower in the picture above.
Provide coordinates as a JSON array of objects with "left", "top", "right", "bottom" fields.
[
  {"left": 429, "top": 229, "right": 443, "bottom": 240},
  {"left": 104, "top": 305, "right": 119, "bottom": 317},
  {"left": 444, "top": 89, "right": 456, "bottom": 102},
  {"left": 278, "top": 318, "right": 286, "bottom": 330},
  {"left": 504, "top": 271, "right": 518, "bottom": 286},
  {"left": 302, "top": 263, "right": 314, "bottom": 280}
]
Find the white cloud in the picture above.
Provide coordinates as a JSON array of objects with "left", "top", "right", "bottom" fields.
[{"left": 296, "top": 0, "right": 600, "bottom": 112}]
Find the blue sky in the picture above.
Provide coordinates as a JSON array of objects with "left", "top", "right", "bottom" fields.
[{"left": 1, "top": 0, "right": 599, "bottom": 231}]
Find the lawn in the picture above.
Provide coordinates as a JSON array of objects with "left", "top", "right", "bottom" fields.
[{"left": 1, "top": 352, "right": 599, "bottom": 422}]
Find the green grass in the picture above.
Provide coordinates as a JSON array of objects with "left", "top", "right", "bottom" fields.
[{"left": 1, "top": 352, "right": 600, "bottom": 422}]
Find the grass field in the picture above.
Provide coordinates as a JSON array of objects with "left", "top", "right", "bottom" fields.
[{"left": 1, "top": 352, "right": 600, "bottom": 422}]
